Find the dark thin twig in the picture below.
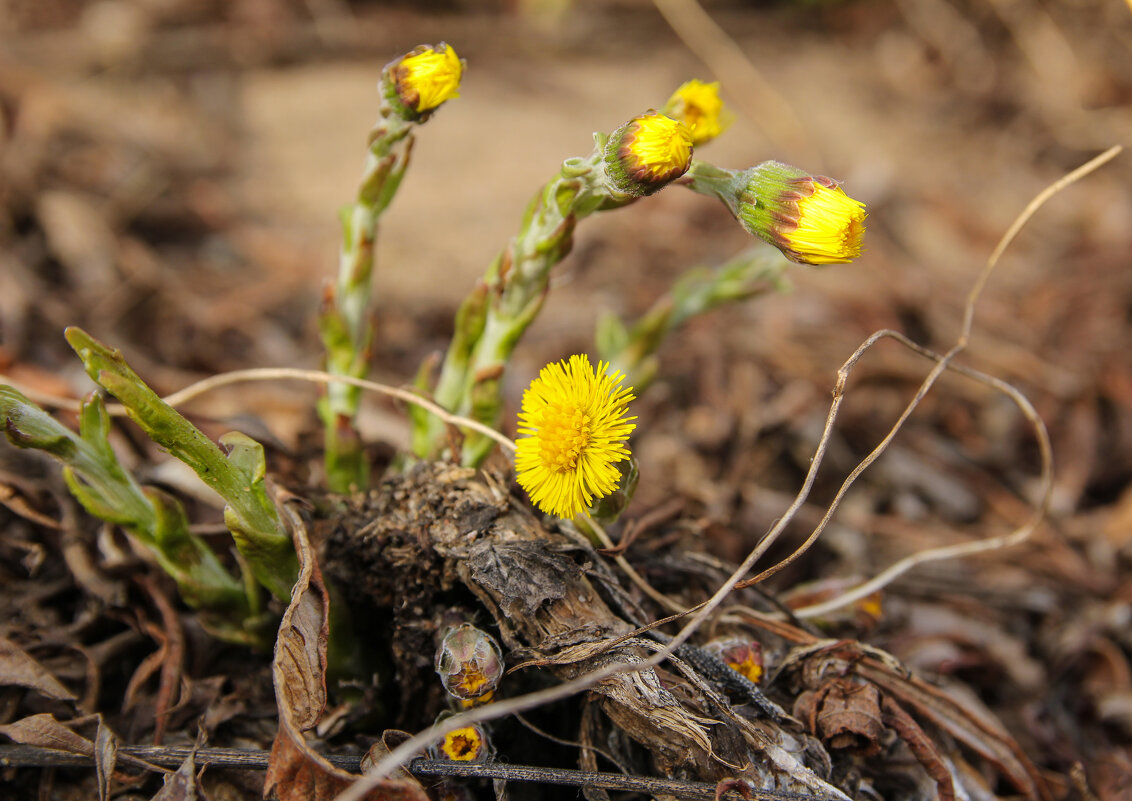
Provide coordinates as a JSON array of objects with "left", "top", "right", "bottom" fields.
[{"left": 0, "top": 745, "right": 830, "bottom": 801}]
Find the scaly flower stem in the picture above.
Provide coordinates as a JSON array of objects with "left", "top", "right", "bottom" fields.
[
  {"left": 319, "top": 111, "right": 416, "bottom": 493},
  {"left": 320, "top": 43, "right": 463, "bottom": 492},
  {"left": 417, "top": 148, "right": 627, "bottom": 465},
  {"left": 415, "top": 113, "right": 692, "bottom": 466},
  {"left": 597, "top": 246, "right": 794, "bottom": 391},
  {"left": 680, "top": 160, "right": 746, "bottom": 215}
]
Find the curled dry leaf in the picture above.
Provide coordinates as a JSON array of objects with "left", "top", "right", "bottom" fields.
[
  {"left": 0, "top": 712, "right": 163, "bottom": 776},
  {"left": 152, "top": 747, "right": 208, "bottom": 801},
  {"left": 0, "top": 636, "right": 77, "bottom": 703},
  {"left": 95, "top": 717, "right": 117, "bottom": 801},
  {"left": 263, "top": 503, "right": 428, "bottom": 801}
]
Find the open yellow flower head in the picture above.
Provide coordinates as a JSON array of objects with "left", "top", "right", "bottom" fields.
[
  {"left": 738, "top": 161, "right": 866, "bottom": 265},
  {"left": 663, "top": 80, "right": 734, "bottom": 146},
  {"left": 389, "top": 43, "right": 463, "bottom": 115},
  {"left": 431, "top": 724, "right": 491, "bottom": 762},
  {"left": 515, "top": 354, "right": 636, "bottom": 519},
  {"left": 603, "top": 111, "right": 693, "bottom": 197}
]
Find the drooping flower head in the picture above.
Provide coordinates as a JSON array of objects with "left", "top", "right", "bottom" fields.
[
  {"left": 663, "top": 80, "right": 734, "bottom": 146},
  {"left": 388, "top": 43, "right": 463, "bottom": 116},
  {"left": 603, "top": 111, "right": 693, "bottom": 197},
  {"left": 435, "top": 623, "right": 504, "bottom": 707},
  {"left": 515, "top": 355, "right": 636, "bottom": 519},
  {"left": 738, "top": 161, "right": 866, "bottom": 265}
]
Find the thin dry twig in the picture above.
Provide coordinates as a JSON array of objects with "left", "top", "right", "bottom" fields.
[
  {"left": 792, "top": 340, "right": 1052, "bottom": 619},
  {"left": 746, "top": 145, "right": 1120, "bottom": 612},
  {"left": 0, "top": 745, "right": 816, "bottom": 800},
  {"left": 582, "top": 512, "right": 686, "bottom": 614}
]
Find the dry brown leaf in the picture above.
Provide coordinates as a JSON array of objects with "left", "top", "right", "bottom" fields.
[
  {"left": 0, "top": 712, "right": 95, "bottom": 755},
  {"left": 0, "top": 713, "right": 166, "bottom": 776},
  {"left": 95, "top": 717, "right": 118, "bottom": 801},
  {"left": 263, "top": 503, "right": 428, "bottom": 801},
  {"left": 0, "top": 637, "right": 77, "bottom": 703},
  {"left": 151, "top": 748, "right": 209, "bottom": 801}
]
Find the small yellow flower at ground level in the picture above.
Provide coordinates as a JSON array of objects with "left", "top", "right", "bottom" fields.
[
  {"left": 515, "top": 355, "right": 636, "bottom": 519},
  {"left": 663, "top": 80, "right": 734, "bottom": 146},
  {"left": 604, "top": 112, "right": 693, "bottom": 196},
  {"left": 436, "top": 725, "right": 489, "bottom": 762},
  {"left": 706, "top": 638, "right": 764, "bottom": 684},
  {"left": 391, "top": 43, "right": 463, "bottom": 113},
  {"left": 737, "top": 161, "right": 866, "bottom": 265}
]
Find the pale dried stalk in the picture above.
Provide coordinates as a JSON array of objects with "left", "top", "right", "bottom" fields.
[
  {"left": 753, "top": 145, "right": 1121, "bottom": 614},
  {"left": 582, "top": 513, "right": 686, "bottom": 614},
  {"left": 792, "top": 339, "right": 1051, "bottom": 619}
]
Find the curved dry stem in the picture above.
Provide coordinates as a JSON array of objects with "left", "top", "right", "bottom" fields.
[
  {"left": 582, "top": 513, "right": 685, "bottom": 614},
  {"left": 2, "top": 367, "right": 516, "bottom": 455},
  {"left": 736, "top": 145, "right": 1119, "bottom": 592},
  {"left": 736, "top": 331, "right": 962, "bottom": 590},
  {"left": 786, "top": 334, "right": 1052, "bottom": 619},
  {"left": 960, "top": 145, "right": 1122, "bottom": 340}
]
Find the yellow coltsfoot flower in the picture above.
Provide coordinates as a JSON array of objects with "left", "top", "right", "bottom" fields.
[
  {"left": 663, "top": 80, "right": 734, "bottom": 146},
  {"left": 515, "top": 354, "right": 636, "bottom": 519},
  {"left": 705, "top": 637, "right": 764, "bottom": 684},
  {"left": 430, "top": 722, "right": 492, "bottom": 763},
  {"left": 604, "top": 111, "right": 693, "bottom": 197},
  {"left": 739, "top": 161, "right": 866, "bottom": 265},
  {"left": 388, "top": 42, "right": 463, "bottom": 116}
]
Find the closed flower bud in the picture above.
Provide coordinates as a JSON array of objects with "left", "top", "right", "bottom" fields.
[
  {"left": 737, "top": 161, "right": 866, "bottom": 265},
  {"left": 435, "top": 623, "right": 504, "bottom": 705},
  {"left": 603, "top": 112, "right": 693, "bottom": 197},
  {"left": 386, "top": 43, "right": 463, "bottom": 117},
  {"left": 663, "top": 80, "right": 733, "bottom": 146}
]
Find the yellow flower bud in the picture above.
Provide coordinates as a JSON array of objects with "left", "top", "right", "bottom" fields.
[
  {"left": 663, "top": 80, "right": 734, "bottom": 146},
  {"left": 705, "top": 637, "right": 764, "bottom": 684},
  {"left": 604, "top": 112, "right": 693, "bottom": 197},
  {"left": 389, "top": 43, "right": 463, "bottom": 115},
  {"left": 738, "top": 161, "right": 866, "bottom": 265}
]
